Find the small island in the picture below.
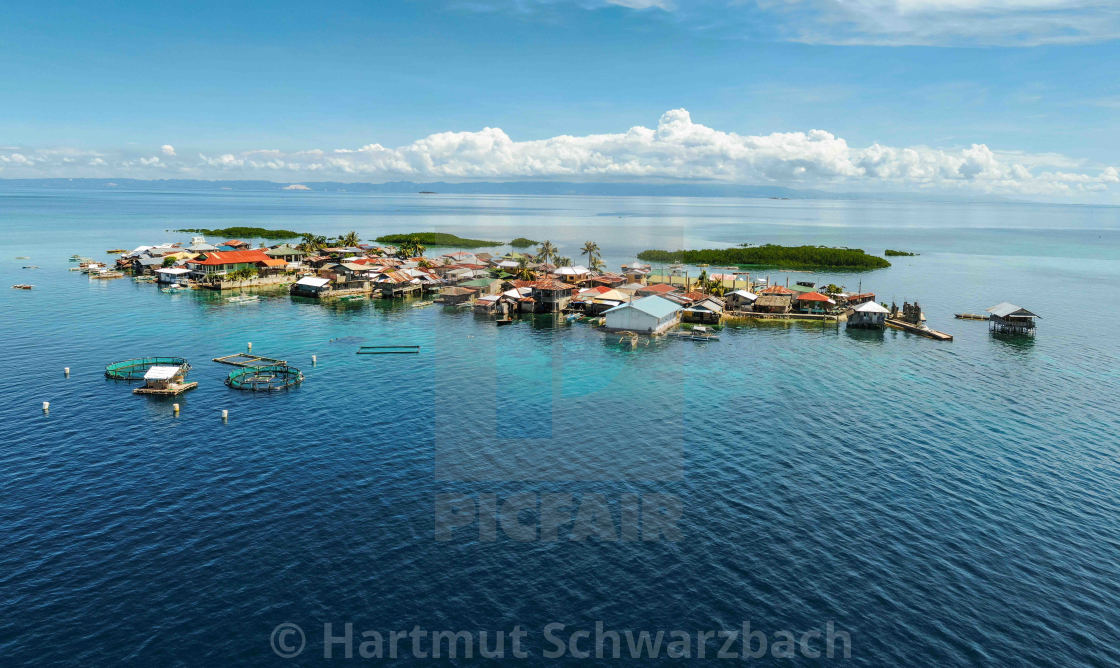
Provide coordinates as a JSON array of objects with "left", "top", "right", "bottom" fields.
[
  {"left": 884, "top": 249, "right": 918, "bottom": 257},
  {"left": 374, "top": 232, "right": 502, "bottom": 248},
  {"left": 175, "top": 226, "right": 303, "bottom": 240},
  {"left": 509, "top": 237, "right": 539, "bottom": 248},
  {"left": 637, "top": 244, "right": 891, "bottom": 270}
]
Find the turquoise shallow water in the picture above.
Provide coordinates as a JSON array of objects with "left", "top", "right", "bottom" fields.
[{"left": 2, "top": 186, "right": 1120, "bottom": 664}]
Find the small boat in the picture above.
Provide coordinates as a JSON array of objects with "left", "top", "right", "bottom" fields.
[
  {"left": 134, "top": 275, "right": 156, "bottom": 282},
  {"left": 16, "top": 256, "right": 30, "bottom": 260},
  {"left": 226, "top": 295, "right": 260, "bottom": 304},
  {"left": 496, "top": 318, "right": 513, "bottom": 326},
  {"left": 22, "top": 265, "right": 39, "bottom": 269},
  {"left": 11, "top": 284, "right": 33, "bottom": 290},
  {"left": 565, "top": 313, "right": 580, "bottom": 321},
  {"left": 161, "top": 284, "right": 187, "bottom": 293},
  {"left": 91, "top": 270, "right": 125, "bottom": 279},
  {"left": 688, "top": 325, "right": 719, "bottom": 341},
  {"left": 696, "top": 263, "right": 709, "bottom": 267},
  {"left": 106, "top": 249, "right": 129, "bottom": 254},
  {"left": 411, "top": 300, "right": 435, "bottom": 308}
]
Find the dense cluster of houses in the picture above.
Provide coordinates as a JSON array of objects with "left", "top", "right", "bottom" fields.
[{"left": 113, "top": 236, "right": 893, "bottom": 334}]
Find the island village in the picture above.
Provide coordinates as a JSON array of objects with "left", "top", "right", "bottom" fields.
[{"left": 65, "top": 232, "right": 1039, "bottom": 346}]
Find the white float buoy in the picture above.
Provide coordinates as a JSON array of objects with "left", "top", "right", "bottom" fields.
[
  {"left": 312, "top": 354, "right": 317, "bottom": 365},
  {"left": 42, "top": 401, "right": 50, "bottom": 412},
  {"left": 64, "top": 367, "right": 70, "bottom": 377},
  {"left": 247, "top": 342, "right": 252, "bottom": 352},
  {"left": 173, "top": 403, "right": 180, "bottom": 415},
  {"left": 221, "top": 409, "right": 229, "bottom": 421}
]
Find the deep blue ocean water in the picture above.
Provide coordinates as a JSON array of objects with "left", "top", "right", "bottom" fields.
[{"left": 2, "top": 186, "right": 1120, "bottom": 665}]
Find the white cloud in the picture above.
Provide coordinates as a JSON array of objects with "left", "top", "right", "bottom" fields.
[
  {"left": 0, "top": 109, "right": 1117, "bottom": 200},
  {"left": 752, "top": 0, "right": 1120, "bottom": 46},
  {"left": 161, "top": 144, "right": 176, "bottom": 156},
  {"left": 606, "top": 0, "right": 673, "bottom": 9}
]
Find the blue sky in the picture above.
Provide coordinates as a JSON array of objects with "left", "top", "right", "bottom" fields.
[{"left": 1, "top": 0, "right": 1118, "bottom": 200}]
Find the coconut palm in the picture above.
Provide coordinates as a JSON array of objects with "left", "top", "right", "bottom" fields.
[
  {"left": 515, "top": 257, "right": 534, "bottom": 281},
  {"left": 299, "top": 233, "right": 327, "bottom": 253},
  {"left": 535, "top": 240, "right": 558, "bottom": 265},
  {"left": 580, "top": 241, "right": 600, "bottom": 268},
  {"left": 557, "top": 256, "right": 572, "bottom": 267},
  {"left": 338, "top": 230, "right": 361, "bottom": 247},
  {"left": 396, "top": 236, "right": 425, "bottom": 259}
]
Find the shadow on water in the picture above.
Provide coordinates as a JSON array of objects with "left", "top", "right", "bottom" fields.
[
  {"left": 991, "top": 331, "right": 1037, "bottom": 355},
  {"left": 844, "top": 327, "right": 886, "bottom": 345}
]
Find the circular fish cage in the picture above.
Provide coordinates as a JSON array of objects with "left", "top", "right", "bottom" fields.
[
  {"left": 105, "top": 357, "right": 191, "bottom": 380},
  {"left": 225, "top": 365, "right": 304, "bottom": 392}
]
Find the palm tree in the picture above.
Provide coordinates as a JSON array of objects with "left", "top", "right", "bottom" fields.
[
  {"left": 299, "top": 233, "right": 327, "bottom": 253},
  {"left": 589, "top": 256, "right": 606, "bottom": 272},
  {"left": 557, "top": 256, "right": 572, "bottom": 267},
  {"left": 515, "top": 257, "right": 534, "bottom": 281},
  {"left": 396, "top": 236, "right": 425, "bottom": 259},
  {"left": 338, "top": 230, "right": 361, "bottom": 247},
  {"left": 580, "top": 241, "right": 600, "bottom": 269},
  {"left": 535, "top": 240, "right": 558, "bottom": 265}
]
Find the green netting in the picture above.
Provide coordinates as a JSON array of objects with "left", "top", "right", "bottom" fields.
[
  {"left": 105, "top": 357, "right": 190, "bottom": 380},
  {"left": 225, "top": 365, "right": 304, "bottom": 391}
]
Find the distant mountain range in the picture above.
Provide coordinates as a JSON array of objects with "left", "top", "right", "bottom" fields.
[{"left": 0, "top": 177, "right": 1015, "bottom": 203}]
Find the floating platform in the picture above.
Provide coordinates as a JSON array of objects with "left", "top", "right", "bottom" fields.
[
  {"left": 106, "top": 357, "right": 192, "bottom": 380},
  {"left": 226, "top": 365, "right": 304, "bottom": 391},
  {"left": 357, "top": 345, "right": 420, "bottom": 355},
  {"left": 885, "top": 319, "right": 953, "bottom": 341},
  {"left": 213, "top": 353, "right": 287, "bottom": 367},
  {"left": 134, "top": 381, "right": 198, "bottom": 396},
  {"left": 955, "top": 313, "right": 989, "bottom": 321}
]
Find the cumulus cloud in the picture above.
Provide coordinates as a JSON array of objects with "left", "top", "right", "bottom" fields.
[
  {"left": 161, "top": 144, "right": 176, "bottom": 156},
  {"left": 1, "top": 109, "right": 1117, "bottom": 200}
]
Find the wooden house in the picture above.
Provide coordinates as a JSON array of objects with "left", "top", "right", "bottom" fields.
[{"left": 986, "top": 302, "right": 1040, "bottom": 335}]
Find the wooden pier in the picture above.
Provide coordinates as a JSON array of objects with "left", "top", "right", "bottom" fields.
[
  {"left": 885, "top": 318, "right": 953, "bottom": 341},
  {"left": 955, "top": 313, "right": 989, "bottom": 321}
]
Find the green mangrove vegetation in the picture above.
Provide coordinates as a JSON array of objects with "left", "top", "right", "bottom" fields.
[
  {"left": 636, "top": 244, "right": 891, "bottom": 270},
  {"left": 884, "top": 249, "right": 918, "bottom": 257},
  {"left": 374, "top": 232, "right": 501, "bottom": 248},
  {"left": 509, "top": 237, "right": 539, "bottom": 248},
  {"left": 175, "top": 226, "right": 303, "bottom": 240}
]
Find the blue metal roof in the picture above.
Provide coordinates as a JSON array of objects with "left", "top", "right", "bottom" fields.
[{"left": 603, "top": 295, "right": 681, "bottom": 319}]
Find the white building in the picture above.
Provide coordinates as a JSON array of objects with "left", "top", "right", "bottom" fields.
[
  {"left": 156, "top": 267, "right": 192, "bottom": 285},
  {"left": 847, "top": 300, "right": 889, "bottom": 329},
  {"left": 602, "top": 295, "right": 682, "bottom": 334}
]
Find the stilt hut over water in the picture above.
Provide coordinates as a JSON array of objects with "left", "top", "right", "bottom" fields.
[
  {"left": 848, "top": 301, "right": 889, "bottom": 329},
  {"left": 986, "top": 302, "right": 1040, "bottom": 335}
]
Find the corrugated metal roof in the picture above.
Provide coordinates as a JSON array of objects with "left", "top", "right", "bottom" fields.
[
  {"left": 853, "top": 301, "right": 888, "bottom": 313},
  {"left": 986, "top": 302, "right": 1039, "bottom": 318},
  {"left": 603, "top": 295, "right": 682, "bottom": 319}
]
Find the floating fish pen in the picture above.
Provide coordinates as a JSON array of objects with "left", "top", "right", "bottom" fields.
[
  {"left": 105, "top": 356, "right": 192, "bottom": 380},
  {"left": 225, "top": 364, "right": 304, "bottom": 391},
  {"left": 213, "top": 353, "right": 287, "bottom": 367}
]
